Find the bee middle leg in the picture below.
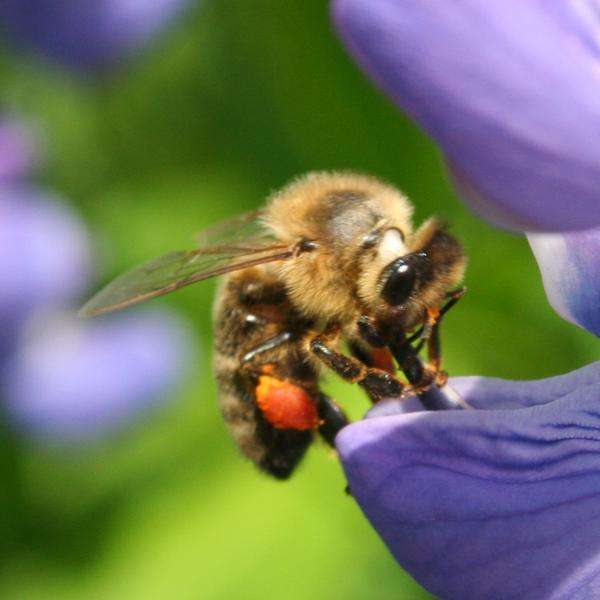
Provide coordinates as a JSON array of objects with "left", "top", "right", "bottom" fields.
[
  {"left": 406, "top": 286, "right": 467, "bottom": 351},
  {"left": 308, "top": 330, "right": 405, "bottom": 402}
]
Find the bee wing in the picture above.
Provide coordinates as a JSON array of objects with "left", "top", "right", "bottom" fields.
[
  {"left": 193, "top": 209, "right": 271, "bottom": 248},
  {"left": 79, "top": 243, "right": 295, "bottom": 317}
]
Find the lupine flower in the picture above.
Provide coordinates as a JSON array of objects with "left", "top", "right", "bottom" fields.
[
  {"left": 0, "top": 119, "right": 195, "bottom": 442},
  {"left": 0, "top": 117, "right": 39, "bottom": 183},
  {"left": 0, "top": 0, "right": 190, "bottom": 75},
  {"left": 0, "top": 185, "right": 90, "bottom": 358},
  {"left": 332, "top": 1, "right": 600, "bottom": 598},
  {"left": 529, "top": 229, "right": 600, "bottom": 338},
  {"left": 333, "top": 0, "right": 600, "bottom": 233},
  {"left": 4, "top": 309, "right": 191, "bottom": 442},
  {"left": 340, "top": 365, "right": 600, "bottom": 600}
]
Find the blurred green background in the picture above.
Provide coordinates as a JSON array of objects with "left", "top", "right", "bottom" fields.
[{"left": 0, "top": 2, "right": 597, "bottom": 599}]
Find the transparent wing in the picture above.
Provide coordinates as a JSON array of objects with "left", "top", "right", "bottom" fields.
[
  {"left": 194, "top": 209, "right": 272, "bottom": 249},
  {"left": 80, "top": 209, "right": 293, "bottom": 317},
  {"left": 79, "top": 244, "right": 295, "bottom": 317}
]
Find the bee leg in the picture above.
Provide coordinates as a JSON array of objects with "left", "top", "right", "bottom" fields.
[
  {"left": 443, "top": 285, "right": 467, "bottom": 312},
  {"left": 388, "top": 327, "right": 466, "bottom": 410},
  {"left": 349, "top": 340, "right": 397, "bottom": 377},
  {"left": 357, "top": 315, "right": 387, "bottom": 348},
  {"left": 383, "top": 287, "right": 467, "bottom": 386},
  {"left": 355, "top": 316, "right": 428, "bottom": 392},
  {"left": 315, "top": 393, "right": 354, "bottom": 496},
  {"left": 309, "top": 333, "right": 404, "bottom": 402},
  {"left": 422, "top": 287, "right": 466, "bottom": 382},
  {"left": 388, "top": 329, "right": 431, "bottom": 388},
  {"left": 254, "top": 411, "right": 313, "bottom": 480},
  {"left": 426, "top": 317, "right": 441, "bottom": 367},
  {"left": 348, "top": 340, "right": 374, "bottom": 367},
  {"left": 353, "top": 316, "right": 399, "bottom": 374},
  {"left": 316, "top": 393, "right": 349, "bottom": 447},
  {"left": 409, "top": 286, "right": 468, "bottom": 346}
]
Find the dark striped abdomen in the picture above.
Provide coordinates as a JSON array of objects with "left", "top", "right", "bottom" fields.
[{"left": 212, "top": 266, "right": 317, "bottom": 479}]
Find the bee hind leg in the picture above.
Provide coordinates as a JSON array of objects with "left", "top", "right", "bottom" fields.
[
  {"left": 254, "top": 412, "right": 313, "bottom": 480},
  {"left": 315, "top": 393, "right": 353, "bottom": 496},
  {"left": 316, "top": 393, "right": 349, "bottom": 447}
]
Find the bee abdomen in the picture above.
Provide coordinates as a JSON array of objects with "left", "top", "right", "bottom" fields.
[
  {"left": 212, "top": 352, "right": 264, "bottom": 462},
  {"left": 212, "top": 269, "right": 316, "bottom": 478},
  {"left": 214, "top": 351, "right": 313, "bottom": 479}
]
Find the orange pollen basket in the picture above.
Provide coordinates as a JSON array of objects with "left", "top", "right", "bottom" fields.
[{"left": 255, "top": 375, "right": 320, "bottom": 430}]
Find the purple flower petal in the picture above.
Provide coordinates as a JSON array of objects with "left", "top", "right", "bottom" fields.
[
  {"left": 337, "top": 362, "right": 600, "bottom": 599},
  {"left": 3, "top": 309, "right": 195, "bottom": 442},
  {"left": 0, "top": 117, "right": 39, "bottom": 183},
  {"left": 332, "top": 0, "right": 600, "bottom": 231},
  {"left": 528, "top": 228, "right": 600, "bottom": 337},
  {"left": 0, "top": 0, "right": 190, "bottom": 75},
  {"left": 0, "top": 186, "right": 91, "bottom": 357}
]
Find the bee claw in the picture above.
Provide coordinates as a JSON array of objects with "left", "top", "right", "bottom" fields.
[{"left": 435, "top": 370, "right": 449, "bottom": 387}]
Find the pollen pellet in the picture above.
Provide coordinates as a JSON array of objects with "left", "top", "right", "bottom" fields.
[{"left": 255, "top": 375, "right": 319, "bottom": 430}]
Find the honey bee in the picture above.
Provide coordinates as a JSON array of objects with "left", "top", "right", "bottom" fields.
[{"left": 81, "top": 172, "right": 466, "bottom": 479}]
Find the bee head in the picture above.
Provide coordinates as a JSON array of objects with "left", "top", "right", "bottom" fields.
[{"left": 359, "top": 220, "right": 466, "bottom": 328}]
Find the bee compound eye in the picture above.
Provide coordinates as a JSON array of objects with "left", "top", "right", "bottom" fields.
[{"left": 381, "top": 258, "right": 416, "bottom": 305}]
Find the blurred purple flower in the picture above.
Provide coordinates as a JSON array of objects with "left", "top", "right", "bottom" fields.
[
  {"left": 0, "top": 117, "right": 39, "bottom": 183},
  {"left": 339, "top": 363, "right": 600, "bottom": 600},
  {"left": 333, "top": 2, "right": 600, "bottom": 597},
  {"left": 0, "top": 0, "right": 190, "bottom": 75},
  {"left": 529, "top": 228, "right": 600, "bottom": 337},
  {"left": 0, "top": 122, "right": 196, "bottom": 442},
  {"left": 4, "top": 310, "right": 192, "bottom": 442},
  {"left": 332, "top": 0, "right": 600, "bottom": 232},
  {"left": 0, "top": 185, "right": 91, "bottom": 357}
]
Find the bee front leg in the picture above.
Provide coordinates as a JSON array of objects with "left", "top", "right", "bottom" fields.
[
  {"left": 307, "top": 329, "right": 405, "bottom": 402},
  {"left": 417, "top": 287, "right": 467, "bottom": 384},
  {"left": 426, "top": 320, "right": 444, "bottom": 384},
  {"left": 409, "top": 286, "right": 467, "bottom": 350}
]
